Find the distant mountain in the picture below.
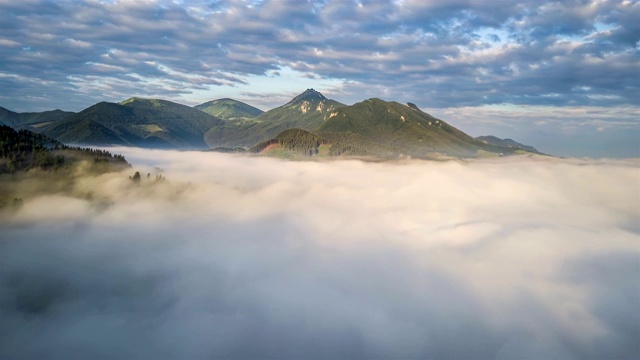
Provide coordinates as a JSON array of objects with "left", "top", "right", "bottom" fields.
[
  {"left": 475, "top": 135, "right": 541, "bottom": 154},
  {"left": 10, "top": 91, "right": 543, "bottom": 157},
  {"left": 246, "top": 100, "right": 539, "bottom": 159},
  {"left": 0, "top": 106, "right": 74, "bottom": 129},
  {"left": 194, "top": 98, "right": 263, "bottom": 121},
  {"left": 42, "top": 98, "right": 224, "bottom": 148},
  {"left": 317, "top": 98, "right": 510, "bottom": 158},
  {"left": 204, "top": 89, "right": 345, "bottom": 148}
]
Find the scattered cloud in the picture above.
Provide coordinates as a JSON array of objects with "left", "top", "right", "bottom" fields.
[
  {"left": 1, "top": 150, "right": 638, "bottom": 358},
  {"left": 0, "top": 0, "right": 637, "bottom": 110}
]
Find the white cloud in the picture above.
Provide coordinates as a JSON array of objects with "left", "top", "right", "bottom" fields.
[
  {"left": 1, "top": 150, "right": 638, "bottom": 358},
  {"left": 0, "top": 39, "right": 20, "bottom": 47}
]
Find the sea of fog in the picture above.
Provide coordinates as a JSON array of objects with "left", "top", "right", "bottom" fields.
[{"left": 1, "top": 149, "right": 639, "bottom": 359}]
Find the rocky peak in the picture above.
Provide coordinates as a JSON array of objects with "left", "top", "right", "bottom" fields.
[
  {"left": 286, "top": 89, "right": 326, "bottom": 106},
  {"left": 407, "top": 102, "right": 419, "bottom": 111}
]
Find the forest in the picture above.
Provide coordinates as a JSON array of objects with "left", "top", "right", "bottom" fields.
[{"left": 0, "top": 125, "right": 127, "bottom": 174}]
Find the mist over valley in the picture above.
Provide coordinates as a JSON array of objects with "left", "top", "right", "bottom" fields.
[{"left": 1, "top": 148, "right": 638, "bottom": 359}]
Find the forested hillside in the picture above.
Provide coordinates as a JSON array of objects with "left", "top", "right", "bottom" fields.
[{"left": 0, "top": 125, "right": 127, "bottom": 174}]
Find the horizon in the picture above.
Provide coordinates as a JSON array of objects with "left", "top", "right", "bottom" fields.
[
  {"left": 2, "top": 87, "right": 638, "bottom": 158},
  {"left": 0, "top": 0, "right": 638, "bottom": 157}
]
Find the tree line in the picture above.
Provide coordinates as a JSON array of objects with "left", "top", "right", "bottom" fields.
[{"left": 0, "top": 125, "right": 128, "bottom": 174}]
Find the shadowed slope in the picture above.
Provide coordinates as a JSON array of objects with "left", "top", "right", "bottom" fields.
[{"left": 43, "top": 99, "right": 224, "bottom": 148}]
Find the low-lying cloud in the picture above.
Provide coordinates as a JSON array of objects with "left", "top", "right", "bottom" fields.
[{"left": 1, "top": 149, "right": 639, "bottom": 359}]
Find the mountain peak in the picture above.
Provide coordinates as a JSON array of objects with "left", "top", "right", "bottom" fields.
[
  {"left": 194, "top": 98, "right": 264, "bottom": 120},
  {"left": 286, "top": 89, "right": 326, "bottom": 105},
  {"left": 407, "top": 102, "right": 419, "bottom": 111},
  {"left": 119, "top": 97, "right": 143, "bottom": 105},
  {"left": 120, "top": 97, "right": 165, "bottom": 108}
]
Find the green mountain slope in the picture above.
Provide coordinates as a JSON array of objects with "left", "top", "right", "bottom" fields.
[
  {"left": 0, "top": 106, "right": 74, "bottom": 129},
  {"left": 42, "top": 98, "right": 224, "bottom": 148},
  {"left": 475, "top": 135, "right": 541, "bottom": 154},
  {"left": 204, "top": 89, "right": 345, "bottom": 148},
  {"left": 317, "top": 99, "right": 512, "bottom": 158},
  {"left": 247, "top": 128, "right": 403, "bottom": 159},
  {"left": 194, "top": 98, "right": 263, "bottom": 121},
  {"left": 119, "top": 97, "right": 224, "bottom": 134}
]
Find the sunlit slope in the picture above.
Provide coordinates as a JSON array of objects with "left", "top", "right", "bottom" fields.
[
  {"left": 318, "top": 99, "right": 508, "bottom": 158},
  {"left": 248, "top": 128, "right": 404, "bottom": 158},
  {"left": 43, "top": 98, "right": 224, "bottom": 148},
  {"left": 204, "top": 89, "right": 345, "bottom": 148}
]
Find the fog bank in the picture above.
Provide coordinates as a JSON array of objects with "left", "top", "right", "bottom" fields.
[{"left": 1, "top": 150, "right": 639, "bottom": 359}]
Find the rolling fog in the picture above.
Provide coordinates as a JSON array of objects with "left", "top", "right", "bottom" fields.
[{"left": 1, "top": 149, "right": 639, "bottom": 359}]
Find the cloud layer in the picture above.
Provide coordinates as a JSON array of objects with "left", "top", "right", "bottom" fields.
[
  {"left": 1, "top": 0, "right": 638, "bottom": 111},
  {"left": 1, "top": 150, "right": 639, "bottom": 359}
]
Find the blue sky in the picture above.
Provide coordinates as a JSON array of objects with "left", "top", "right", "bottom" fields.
[{"left": 0, "top": 0, "right": 638, "bottom": 157}]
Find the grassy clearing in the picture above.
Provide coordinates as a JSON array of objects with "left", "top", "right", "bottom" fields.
[
  {"left": 30, "top": 121, "right": 54, "bottom": 128},
  {"left": 261, "top": 144, "right": 296, "bottom": 159},
  {"left": 476, "top": 149, "right": 501, "bottom": 158},
  {"left": 134, "top": 124, "right": 164, "bottom": 133}
]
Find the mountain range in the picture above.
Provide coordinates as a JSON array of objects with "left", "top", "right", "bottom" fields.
[
  {"left": 0, "top": 89, "right": 544, "bottom": 158},
  {"left": 0, "top": 106, "right": 74, "bottom": 129},
  {"left": 41, "top": 98, "right": 224, "bottom": 148}
]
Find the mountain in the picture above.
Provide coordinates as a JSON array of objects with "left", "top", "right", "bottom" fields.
[
  {"left": 245, "top": 128, "right": 403, "bottom": 159},
  {"left": 42, "top": 98, "right": 224, "bottom": 148},
  {"left": 0, "top": 106, "right": 74, "bottom": 129},
  {"left": 316, "top": 98, "right": 511, "bottom": 158},
  {"left": 194, "top": 98, "right": 263, "bottom": 121},
  {"left": 475, "top": 135, "right": 541, "bottom": 154},
  {"left": 247, "top": 99, "right": 538, "bottom": 159},
  {"left": 203, "top": 89, "right": 345, "bottom": 148}
]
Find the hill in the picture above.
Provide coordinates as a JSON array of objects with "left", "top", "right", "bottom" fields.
[
  {"left": 0, "top": 106, "right": 74, "bottom": 129},
  {"left": 203, "top": 89, "right": 345, "bottom": 148},
  {"left": 475, "top": 135, "right": 541, "bottom": 154},
  {"left": 317, "top": 98, "right": 512, "bottom": 158},
  {"left": 194, "top": 98, "right": 263, "bottom": 121},
  {"left": 0, "top": 125, "right": 132, "bottom": 210},
  {"left": 42, "top": 98, "right": 224, "bottom": 148},
  {"left": 0, "top": 125, "right": 128, "bottom": 174}
]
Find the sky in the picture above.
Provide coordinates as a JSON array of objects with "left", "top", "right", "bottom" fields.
[
  {"left": 1, "top": 150, "right": 639, "bottom": 359},
  {"left": 0, "top": 0, "right": 638, "bottom": 157}
]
